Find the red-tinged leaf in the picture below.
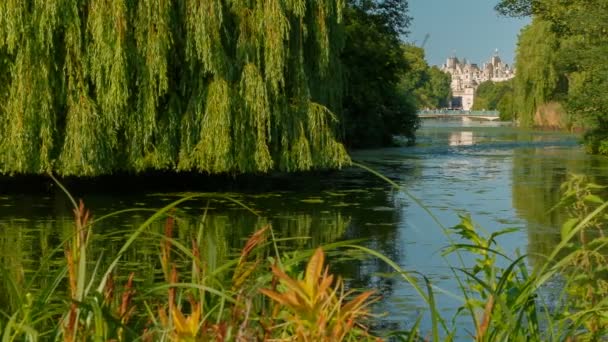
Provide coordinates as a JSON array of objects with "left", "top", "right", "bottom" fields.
[
  {"left": 284, "top": 291, "right": 305, "bottom": 309},
  {"left": 240, "top": 225, "right": 269, "bottom": 262},
  {"left": 260, "top": 289, "right": 295, "bottom": 307},
  {"left": 119, "top": 272, "right": 135, "bottom": 317},
  {"left": 270, "top": 265, "right": 309, "bottom": 301},
  {"left": 305, "top": 248, "right": 325, "bottom": 295},
  {"left": 317, "top": 313, "right": 328, "bottom": 335},
  {"left": 342, "top": 291, "right": 375, "bottom": 315},
  {"left": 158, "top": 307, "right": 169, "bottom": 327},
  {"left": 171, "top": 306, "right": 188, "bottom": 335},
  {"left": 317, "top": 272, "right": 334, "bottom": 299},
  {"left": 332, "top": 321, "right": 346, "bottom": 341},
  {"left": 190, "top": 301, "right": 202, "bottom": 329},
  {"left": 476, "top": 294, "right": 495, "bottom": 341}
]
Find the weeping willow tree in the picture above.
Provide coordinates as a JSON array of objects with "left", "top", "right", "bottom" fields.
[
  {"left": 499, "top": 0, "right": 608, "bottom": 154},
  {"left": 512, "top": 19, "right": 562, "bottom": 127},
  {"left": 0, "top": 0, "right": 349, "bottom": 176}
]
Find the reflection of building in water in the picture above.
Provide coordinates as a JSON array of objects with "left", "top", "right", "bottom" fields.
[
  {"left": 441, "top": 50, "right": 515, "bottom": 110},
  {"left": 449, "top": 131, "right": 474, "bottom": 146}
]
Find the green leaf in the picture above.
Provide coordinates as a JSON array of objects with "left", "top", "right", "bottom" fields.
[
  {"left": 583, "top": 194, "right": 604, "bottom": 205},
  {"left": 561, "top": 218, "right": 579, "bottom": 242}
]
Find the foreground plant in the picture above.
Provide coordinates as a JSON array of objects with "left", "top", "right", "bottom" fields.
[
  {"left": 551, "top": 174, "right": 608, "bottom": 339},
  {"left": 356, "top": 162, "right": 608, "bottom": 341},
  {"left": 444, "top": 215, "right": 540, "bottom": 341},
  {"left": 0, "top": 181, "right": 380, "bottom": 341},
  {"left": 260, "top": 248, "right": 377, "bottom": 341},
  {"left": 442, "top": 174, "right": 608, "bottom": 341},
  {"left": 4, "top": 170, "right": 608, "bottom": 341}
]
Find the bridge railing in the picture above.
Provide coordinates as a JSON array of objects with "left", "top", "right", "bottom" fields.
[{"left": 418, "top": 109, "right": 499, "bottom": 116}]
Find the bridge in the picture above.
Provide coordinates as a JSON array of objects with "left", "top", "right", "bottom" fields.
[{"left": 418, "top": 110, "right": 500, "bottom": 121}]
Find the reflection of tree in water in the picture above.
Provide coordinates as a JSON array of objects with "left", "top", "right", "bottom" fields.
[
  {"left": 0, "top": 167, "right": 414, "bottom": 308},
  {"left": 0, "top": 204, "right": 350, "bottom": 287},
  {"left": 512, "top": 147, "right": 608, "bottom": 268},
  {"left": 332, "top": 161, "right": 420, "bottom": 332},
  {"left": 0, "top": 166, "right": 416, "bottom": 318}
]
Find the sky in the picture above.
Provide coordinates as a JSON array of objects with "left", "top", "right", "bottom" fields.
[{"left": 407, "top": 0, "right": 531, "bottom": 67}]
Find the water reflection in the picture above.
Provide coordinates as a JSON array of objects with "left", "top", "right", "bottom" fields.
[
  {"left": 0, "top": 172, "right": 413, "bottom": 318},
  {"left": 2, "top": 121, "right": 608, "bottom": 339},
  {"left": 512, "top": 146, "right": 608, "bottom": 267},
  {"left": 449, "top": 131, "right": 474, "bottom": 146}
]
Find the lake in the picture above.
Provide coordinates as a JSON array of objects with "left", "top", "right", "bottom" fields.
[{"left": 1, "top": 119, "right": 607, "bottom": 338}]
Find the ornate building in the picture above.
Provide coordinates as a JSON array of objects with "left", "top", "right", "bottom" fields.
[{"left": 441, "top": 51, "right": 515, "bottom": 110}]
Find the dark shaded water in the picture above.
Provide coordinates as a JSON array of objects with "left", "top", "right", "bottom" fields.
[{"left": 2, "top": 120, "right": 608, "bottom": 336}]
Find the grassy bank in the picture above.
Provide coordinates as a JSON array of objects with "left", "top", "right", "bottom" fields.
[{"left": 1, "top": 173, "right": 608, "bottom": 341}]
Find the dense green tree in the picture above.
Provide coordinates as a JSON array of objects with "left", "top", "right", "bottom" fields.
[
  {"left": 426, "top": 67, "right": 453, "bottom": 109},
  {"left": 496, "top": 91, "right": 515, "bottom": 121},
  {"left": 349, "top": 0, "right": 411, "bottom": 35},
  {"left": 399, "top": 45, "right": 451, "bottom": 110},
  {"left": 511, "top": 19, "right": 563, "bottom": 127},
  {"left": 496, "top": 0, "right": 608, "bottom": 154},
  {"left": 0, "top": 0, "right": 350, "bottom": 176},
  {"left": 495, "top": 0, "right": 537, "bottom": 17},
  {"left": 472, "top": 80, "right": 515, "bottom": 120},
  {"left": 472, "top": 80, "right": 511, "bottom": 111},
  {"left": 340, "top": 0, "right": 419, "bottom": 147},
  {"left": 551, "top": 0, "right": 608, "bottom": 153}
]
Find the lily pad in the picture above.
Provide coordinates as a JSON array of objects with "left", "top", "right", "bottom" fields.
[
  {"left": 324, "top": 191, "right": 347, "bottom": 197},
  {"left": 332, "top": 202, "right": 354, "bottom": 207},
  {"left": 300, "top": 198, "right": 325, "bottom": 204}
]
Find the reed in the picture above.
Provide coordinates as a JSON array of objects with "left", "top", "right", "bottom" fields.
[{"left": 0, "top": 177, "right": 380, "bottom": 341}]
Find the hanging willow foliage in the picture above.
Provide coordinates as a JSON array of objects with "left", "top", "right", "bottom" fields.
[
  {"left": 512, "top": 19, "right": 561, "bottom": 127},
  {"left": 0, "top": 0, "right": 349, "bottom": 176}
]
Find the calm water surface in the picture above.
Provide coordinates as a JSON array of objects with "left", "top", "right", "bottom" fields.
[{"left": 2, "top": 120, "right": 608, "bottom": 337}]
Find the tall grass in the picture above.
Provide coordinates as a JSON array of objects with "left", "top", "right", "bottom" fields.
[
  {"left": 0, "top": 176, "right": 379, "bottom": 341},
  {"left": 1, "top": 170, "right": 607, "bottom": 341},
  {"left": 355, "top": 165, "right": 608, "bottom": 341}
]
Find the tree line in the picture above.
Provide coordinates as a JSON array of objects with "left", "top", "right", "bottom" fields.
[
  {"left": 0, "top": 0, "right": 449, "bottom": 176},
  {"left": 471, "top": 79, "right": 514, "bottom": 121},
  {"left": 490, "top": 0, "right": 608, "bottom": 155}
]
